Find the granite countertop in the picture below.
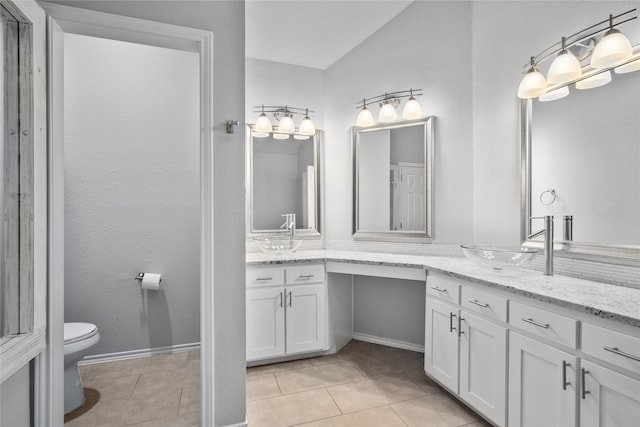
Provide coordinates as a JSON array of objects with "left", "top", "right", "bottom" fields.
[{"left": 246, "top": 249, "right": 640, "bottom": 327}]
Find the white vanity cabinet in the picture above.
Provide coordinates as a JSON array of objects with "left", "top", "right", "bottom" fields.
[
  {"left": 425, "top": 273, "right": 508, "bottom": 426},
  {"left": 246, "top": 264, "right": 327, "bottom": 362},
  {"left": 580, "top": 323, "right": 640, "bottom": 427}
]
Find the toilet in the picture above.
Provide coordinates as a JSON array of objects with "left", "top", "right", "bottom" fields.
[{"left": 64, "top": 322, "right": 100, "bottom": 413}]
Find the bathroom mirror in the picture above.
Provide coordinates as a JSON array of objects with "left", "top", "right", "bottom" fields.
[
  {"left": 352, "top": 117, "right": 434, "bottom": 242},
  {"left": 246, "top": 127, "right": 322, "bottom": 237},
  {"left": 521, "top": 69, "right": 640, "bottom": 265}
]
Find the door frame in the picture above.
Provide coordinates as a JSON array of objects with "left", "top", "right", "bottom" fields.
[{"left": 40, "top": 4, "right": 215, "bottom": 425}]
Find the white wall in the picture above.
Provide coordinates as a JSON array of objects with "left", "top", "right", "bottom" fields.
[
  {"left": 63, "top": 33, "right": 200, "bottom": 354},
  {"left": 46, "top": 1, "right": 247, "bottom": 425},
  {"left": 324, "top": 1, "right": 474, "bottom": 243},
  {"left": 0, "top": 364, "right": 31, "bottom": 427}
]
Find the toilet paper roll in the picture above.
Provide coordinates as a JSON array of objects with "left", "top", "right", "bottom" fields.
[{"left": 141, "top": 273, "right": 163, "bottom": 290}]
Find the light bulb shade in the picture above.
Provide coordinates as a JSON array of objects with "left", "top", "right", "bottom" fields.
[
  {"left": 615, "top": 57, "right": 640, "bottom": 74},
  {"left": 252, "top": 131, "right": 269, "bottom": 138},
  {"left": 277, "top": 115, "right": 295, "bottom": 134},
  {"left": 379, "top": 102, "right": 397, "bottom": 122},
  {"left": 576, "top": 70, "right": 612, "bottom": 90},
  {"left": 357, "top": 107, "right": 375, "bottom": 127},
  {"left": 294, "top": 134, "right": 310, "bottom": 140},
  {"left": 539, "top": 86, "right": 570, "bottom": 102},
  {"left": 518, "top": 68, "right": 547, "bottom": 99},
  {"left": 547, "top": 51, "right": 582, "bottom": 85},
  {"left": 272, "top": 133, "right": 290, "bottom": 140},
  {"left": 255, "top": 112, "right": 273, "bottom": 133},
  {"left": 299, "top": 116, "right": 316, "bottom": 135},
  {"left": 590, "top": 30, "right": 632, "bottom": 69},
  {"left": 402, "top": 97, "right": 422, "bottom": 120}
]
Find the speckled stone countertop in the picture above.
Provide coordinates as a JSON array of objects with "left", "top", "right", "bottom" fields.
[{"left": 246, "top": 250, "right": 640, "bottom": 328}]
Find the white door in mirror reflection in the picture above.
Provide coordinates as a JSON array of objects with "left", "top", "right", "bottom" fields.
[{"left": 392, "top": 163, "right": 425, "bottom": 231}]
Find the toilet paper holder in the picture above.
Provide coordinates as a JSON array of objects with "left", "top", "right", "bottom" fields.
[{"left": 134, "top": 272, "right": 146, "bottom": 281}]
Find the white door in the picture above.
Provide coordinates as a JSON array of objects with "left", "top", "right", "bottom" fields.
[
  {"left": 581, "top": 360, "right": 640, "bottom": 427},
  {"left": 285, "top": 284, "right": 326, "bottom": 355},
  {"left": 508, "top": 332, "right": 577, "bottom": 427},
  {"left": 246, "top": 287, "right": 285, "bottom": 361},
  {"left": 425, "top": 298, "right": 459, "bottom": 392},
  {"left": 398, "top": 164, "right": 425, "bottom": 231},
  {"left": 459, "top": 312, "right": 507, "bottom": 427}
]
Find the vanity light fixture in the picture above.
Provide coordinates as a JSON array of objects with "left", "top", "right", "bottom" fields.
[
  {"left": 591, "top": 15, "right": 633, "bottom": 68},
  {"left": 547, "top": 37, "right": 582, "bottom": 85},
  {"left": 575, "top": 70, "right": 612, "bottom": 89},
  {"left": 355, "top": 88, "right": 423, "bottom": 126},
  {"left": 251, "top": 105, "right": 316, "bottom": 138},
  {"left": 518, "top": 8, "right": 638, "bottom": 101}
]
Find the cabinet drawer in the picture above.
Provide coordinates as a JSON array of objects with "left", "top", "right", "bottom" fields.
[
  {"left": 286, "top": 264, "right": 325, "bottom": 285},
  {"left": 461, "top": 286, "right": 508, "bottom": 323},
  {"left": 582, "top": 323, "right": 640, "bottom": 373},
  {"left": 246, "top": 266, "right": 285, "bottom": 287},
  {"left": 427, "top": 273, "right": 460, "bottom": 304},
  {"left": 509, "top": 301, "right": 578, "bottom": 349}
]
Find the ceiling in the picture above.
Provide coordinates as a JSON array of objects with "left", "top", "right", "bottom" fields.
[{"left": 245, "top": 0, "right": 414, "bottom": 70}]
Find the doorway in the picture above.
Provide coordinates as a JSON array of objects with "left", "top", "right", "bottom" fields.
[{"left": 44, "top": 4, "right": 215, "bottom": 425}]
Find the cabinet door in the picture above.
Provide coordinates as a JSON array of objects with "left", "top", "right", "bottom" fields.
[
  {"left": 581, "top": 360, "right": 640, "bottom": 427},
  {"left": 459, "top": 311, "right": 507, "bottom": 427},
  {"left": 285, "top": 284, "right": 327, "bottom": 355},
  {"left": 508, "top": 332, "right": 577, "bottom": 427},
  {"left": 246, "top": 287, "right": 285, "bottom": 361},
  {"left": 425, "top": 298, "right": 459, "bottom": 392}
]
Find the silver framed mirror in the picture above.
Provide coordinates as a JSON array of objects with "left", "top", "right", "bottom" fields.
[
  {"left": 246, "top": 125, "right": 322, "bottom": 238},
  {"left": 520, "top": 79, "right": 640, "bottom": 266},
  {"left": 352, "top": 116, "right": 434, "bottom": 242}
]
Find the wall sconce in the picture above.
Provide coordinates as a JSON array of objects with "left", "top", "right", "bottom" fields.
[
  {"left": 518, "top": 8, "right": 639, "bottom": 101},
  {"left": 356, "top": 88, "right": 423, "bottom": 127},
  {"left": 252, "top": 105, "right": 316, "bottom": 139}
]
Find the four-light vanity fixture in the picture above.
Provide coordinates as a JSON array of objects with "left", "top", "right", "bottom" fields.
[
  {"left": 518, "top": 8, "right": 639, "bottom": 101},
  {"left": 252, "top": 105, "right": 316, "bottom": 140},
  {"left": 356, "top": 88, "right": 423, "bottom": 127}
]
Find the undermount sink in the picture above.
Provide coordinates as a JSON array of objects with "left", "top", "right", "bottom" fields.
[
  {"left": 254, "top": 236, "right": 303, "bottom": 256},
  {"left": 461, "top": 244, "right": 539, "bottom": 270}
]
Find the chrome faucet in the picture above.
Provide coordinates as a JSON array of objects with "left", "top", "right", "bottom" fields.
[
  {"left": 281, "top": 213, "right": 296, "bottom": 238},
  {"left": 528, "top": 215, "right": 554, "bottom": 276}
]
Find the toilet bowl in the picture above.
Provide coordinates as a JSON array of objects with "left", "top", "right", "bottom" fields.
[{"left": 64, "top": 322, "right": 100, "bottom": 413}]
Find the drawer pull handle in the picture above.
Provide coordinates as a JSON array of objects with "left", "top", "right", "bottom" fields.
[
  {"left": 279, "top": 292, "right": 283, "bottom": 308},
  {"left": 603, "top": 346, "right": 640, "bottom": 362},
  {"left": 458, "top": 316, "right": 464, "bottom": 337},
  {"left": 562, "top": 360, "right": 571, "bottom": 390},
  {"left": 431, "top": 286, "right": 447, "bottom": 293},
  {"left": 288, "top": 291, "right": 292, "bottom": 307},
  {"left": 521, "top": 318, "right": 550, "bottom": 329},
  {"left": 581, "top": 369, "right": 590, "bottom": 399},
  {"left": 449, "top": 312, "right": 457, "bottom": 333},
  {"left": 468, "top": 299, "right": 489, "bottom": 308},
  {"left": 256, "top": 277, "right": 273, "bottom": 281},
  {"left": 298, "top": 274, "right": 315, "bottom": 279}
]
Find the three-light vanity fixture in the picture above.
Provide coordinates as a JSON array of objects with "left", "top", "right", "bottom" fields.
[
  {"left": 356, "top": 88, "right": 423, "bottom": 127},
  {"left": 518, "top": 8, "right": 639, "bottom": 101},
  {"left": 252, "top": 105, "right": 316, "bottom": 140}
]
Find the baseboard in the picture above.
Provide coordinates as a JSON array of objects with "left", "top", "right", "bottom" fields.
[
  {"left": 352, "top": 332, "right": 424, "bottom": 353},
  {"left": 78, "top": 342, "right": 200, "bottom": 365}
]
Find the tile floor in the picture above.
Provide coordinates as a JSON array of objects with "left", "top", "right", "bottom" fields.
[{"left": 66, "top": 340, "right": 491, "bottom": 427}]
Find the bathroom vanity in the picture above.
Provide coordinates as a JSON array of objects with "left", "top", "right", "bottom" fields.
[{"left": 246, "top": 249, "right": 640, "bottom": 427}]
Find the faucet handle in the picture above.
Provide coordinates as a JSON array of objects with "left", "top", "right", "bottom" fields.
[{"left": 530, "top": 215, "right": 554, "bottom": 220}]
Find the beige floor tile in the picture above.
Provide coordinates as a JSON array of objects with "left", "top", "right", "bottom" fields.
[
  {"left": 247, "top": 388, "right": 341, "bottom": 427},
  {"left": 64, "top": 389, "right": 181, "bottom": 427},
  {"left": 403, "top": 368, "right": 444, "bottom": 396},
  {"left": 247, "top": 373, "right": 282, "bottom": 401},
  {"left": 294, "top": 405, "right": 407, "bottom": 427},
  {"left": 133, "top": 368, "right": 199, "bottom": 395},
  {"left": 327, "top": 373, "right": 425, "bottom": 413},
  {"left": 179, "top": 386, "right": 201, "bottom": 415},
  {"left": 82, "top": 373, "right": 140, "bottom": 401},
  {"left": 391, "top": 393, "right": 481, "bottom": 427},
  {"left": 275, "top": 361, "right": 365, "bottom": 394},
  {"left": 124, "top": 411, "right": 200, "bottom": 427},
  {"left": 348, "top": 356, "right": 407, "bottom": 378},
  {"left": 247, "top": 358, "right": 313, "bottom": 377},
  {"left": 308, "top": 353, "right": 353, "bottom": 366}
]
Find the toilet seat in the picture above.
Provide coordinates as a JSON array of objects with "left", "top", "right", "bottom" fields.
[{"left": 64, "top": 322, "right": 98, "bottom": 345}]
